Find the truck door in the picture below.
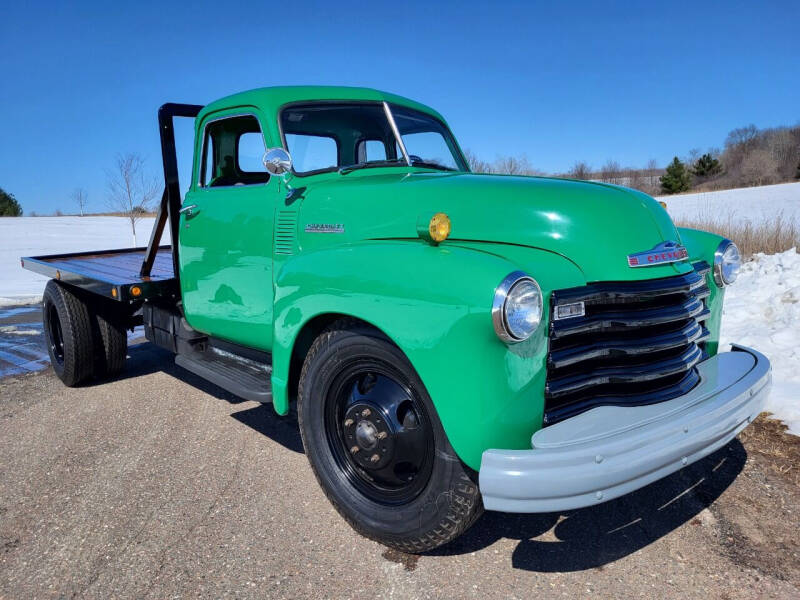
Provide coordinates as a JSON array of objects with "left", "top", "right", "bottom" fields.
[{"left": 178, "top": 111, "right": 277, "bottom": 351}]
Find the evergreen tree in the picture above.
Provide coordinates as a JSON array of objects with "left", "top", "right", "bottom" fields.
[
  {"left": 0, "top": 187, "right": 22, "bottom": 216},
  {"left": 691, "top": 153, "right": 722, "bottom": 177},
  {"left": 660, "top": 157, "right": 692, "bottom": 194},
  {"left": 796, "top": 160, "right": 800, "bottom": 180}
]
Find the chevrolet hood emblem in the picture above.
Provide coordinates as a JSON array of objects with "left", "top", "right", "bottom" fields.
[{"left": 627, "top": 241, "right": 688, "bottom": 267}]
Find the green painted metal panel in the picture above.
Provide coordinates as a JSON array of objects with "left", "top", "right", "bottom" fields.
[{"left": 175, "top": 86, "right": 730, "bottom": 469}]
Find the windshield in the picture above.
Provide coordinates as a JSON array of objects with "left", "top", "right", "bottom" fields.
[{"left": 280, "top": 102, "right": 467, "bottom": 175}]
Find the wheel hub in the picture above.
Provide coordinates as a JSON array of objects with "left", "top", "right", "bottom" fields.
[
  {"left": 343, "top": 402, "right": 395, "bottom": 470},
  {"left": 326, "top": 367, "right": 434, "bottom": 505}
]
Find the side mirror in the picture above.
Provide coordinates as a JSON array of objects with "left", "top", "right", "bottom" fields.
[{"left": 262, "top": 147, "right": 293, "bottom": 176}]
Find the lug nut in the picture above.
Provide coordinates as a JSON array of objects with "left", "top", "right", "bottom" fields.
[
  {"left": 361, "top": 408, "right": 371, "bottom": 417},
  {"left": 370, "top": 453, "right": 380, "bottom": 463},
  {"left": 344, "top": 418, "right": 354, "bottom": 427},
  {"left": 350, "top": 446, "right": 360, "bottom": 454},
  {"left": 377, "top": 431, "right": 388, "bottom": 440}
]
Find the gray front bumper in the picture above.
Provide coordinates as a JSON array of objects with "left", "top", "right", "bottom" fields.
[{"left": 479, "top": 345, "right": 771, "bottom": 513}]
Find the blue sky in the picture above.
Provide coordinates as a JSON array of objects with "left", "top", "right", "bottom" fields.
[{"left": 1, "top": 0, "right": 798, "bottom": 214}]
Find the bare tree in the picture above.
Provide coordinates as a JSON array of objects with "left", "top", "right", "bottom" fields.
[
  {"left": 724, "top": 124, "right": 758, "bottom": 150},
  {"left": 491, "top": 155, "right": 544, "bottom": 176},
  {"left": 645, "top": 159, "right": 660, "bottom": 191},
  {"left": 568, "top": 161, "right": 592, "bottom": 180},
  {"left": 71, "top": 188, "right": 88, "bottom": 217},
  {"left": 738, "top": 149, "right": 779, "bottom": 187},
  {"left": 463, "top": 149, "right": 493, "bottom": 173},
  {"left": 599, "top": 160, "right": 622, "bottom": 184},
  {"left": 493, "top": 155, "right": 530, "bottom": 175},
  {"left": 106, "top": 153, "right": 159, "bottom": 246}
]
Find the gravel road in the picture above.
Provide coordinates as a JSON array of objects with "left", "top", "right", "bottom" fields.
[{"left": 0, "top": 341, "right": 798, "bottom": 599}]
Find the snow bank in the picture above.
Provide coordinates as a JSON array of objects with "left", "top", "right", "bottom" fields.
[
  {"left": 719, "top": 248, "right": 800, "bottom": 434},
  {"left": 658, "top": 181, "right": 800, "bottom": 226},
  {"left": 0, "top": 216, "right": 166, "bottom": 306}
]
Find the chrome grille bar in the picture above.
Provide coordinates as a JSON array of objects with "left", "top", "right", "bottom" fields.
[{"left": 544, "top": 262, "right": 712, "bottom": 425}]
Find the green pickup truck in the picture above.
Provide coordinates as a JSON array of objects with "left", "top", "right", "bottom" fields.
[{"left": 22, "top": 86, "right": 771, "bottom": 552}]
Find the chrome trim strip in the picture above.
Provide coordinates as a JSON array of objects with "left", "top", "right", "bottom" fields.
[
  {"left": 383, "top": 101, "right": 412, "bottom": 167},
  {"left": 550, "top": 297, "right": 707, "bottom": 337},
  {"left": 546, "top": 344, "right": 703, "bottom": 398},
  {"left": 548, "top": 320, "right": 707, "bottom": 369}
]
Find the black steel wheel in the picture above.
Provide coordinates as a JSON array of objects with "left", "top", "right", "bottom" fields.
[
  {"left": 298, "top": 318, "right": 483, "bottom": 553},
  {"left": 325, "top": 363, "right": 435, "bottom": 505},
  {"left": 42, "top": 280, "right": 94, "bottom": 386},
  {"left": 46, "top": 301, "right": 65, "bottom": 366}
]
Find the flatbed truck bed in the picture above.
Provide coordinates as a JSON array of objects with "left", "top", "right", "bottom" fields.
[{"left": 21, "top": 246, "right": 176, "bottom": 303}]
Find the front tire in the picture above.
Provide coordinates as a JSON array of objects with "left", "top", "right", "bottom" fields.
[{"left": 298, "top": 319, "right": 483, "bottom": 552}]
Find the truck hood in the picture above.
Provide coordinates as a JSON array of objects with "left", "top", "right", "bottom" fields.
[{"left": 297, "top": 171, "right": 691, "bottom": 282}]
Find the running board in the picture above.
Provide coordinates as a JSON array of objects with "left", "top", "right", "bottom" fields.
[{"left": 175, "top": 346, "right": 272, "bottom": 404}]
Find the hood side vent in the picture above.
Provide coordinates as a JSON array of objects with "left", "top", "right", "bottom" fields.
[{"left": 275, "top": 210, "right": 298, "bottom": 255}]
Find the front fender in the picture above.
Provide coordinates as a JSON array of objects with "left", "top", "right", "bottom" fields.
[
  {"left": 271, "top": 240, "right": 585, "bottom": 470},
  {"left": 678, "top": 227, "right": 727, "bottom": 355}
]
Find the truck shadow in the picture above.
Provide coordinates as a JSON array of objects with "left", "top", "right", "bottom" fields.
[
  {"left": 431, "top": 441, "right": 746, "bottom": 572},
  {"left": 104, "top": 341, "right": 747, "bottom": 569},
  {"left": 99, "top": 342, "right": 305, "bottom": 454}
]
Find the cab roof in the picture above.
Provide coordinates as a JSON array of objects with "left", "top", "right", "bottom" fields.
[{"left": 198, "top": 86, "right": 447, "bottom": 123}]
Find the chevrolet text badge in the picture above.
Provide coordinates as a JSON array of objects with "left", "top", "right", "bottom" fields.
[
  {"left": 627, "top": 241, "right": 688, "bottom": 267},
  {"left": 305, "top": 223, "right": 345, "bottom": 234}
]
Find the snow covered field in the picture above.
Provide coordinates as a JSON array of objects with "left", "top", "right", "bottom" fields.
[
  {"left": 0, "top": 216, "right": 166, "bottom": 305},
  {"left": 658, "top": 181, "right": 800, "bottom": 225},
  {"left": 720, "top": 249, "right": 800, "bottom": 434},
  {"left": 0, "top": 194, "right": 797, "bottom": 434}
]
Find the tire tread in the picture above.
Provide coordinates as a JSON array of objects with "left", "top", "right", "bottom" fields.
[{"left": 298, "top": 317, "right": 483, "bottom": 553}]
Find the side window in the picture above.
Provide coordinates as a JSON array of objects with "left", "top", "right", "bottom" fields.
[
  {"left": 356, "top": 139, "right": 388, "bottom": 163},
  {"left": 237, "top": 132, "right": 266, "bottom": 173},
  {"left": 285, "top": 134, "right": 337, "bottom": 173},
  {"left": 199, "top": 115, "right": 268, "bottom": 187}
]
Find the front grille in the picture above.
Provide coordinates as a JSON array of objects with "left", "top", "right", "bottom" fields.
[{"left": 544, "top": 262, "right": 711, "bottom": 425}]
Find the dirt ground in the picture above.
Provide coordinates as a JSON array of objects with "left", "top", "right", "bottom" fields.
[{"left": 0, "top": 342, "right": 798, "bottom": 599}]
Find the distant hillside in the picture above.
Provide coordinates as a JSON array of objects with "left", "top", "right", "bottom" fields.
[{"left": 466, "top": 122, "right": 800, "bottom": 197}]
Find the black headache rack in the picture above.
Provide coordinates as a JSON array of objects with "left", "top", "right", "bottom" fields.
[{"left": 20, "top": 103, "right": 204, "bottom": 304}]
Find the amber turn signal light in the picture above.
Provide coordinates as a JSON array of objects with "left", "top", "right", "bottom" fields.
[
  {"left": 659, "top": 201, "right": 667, "bottom": 209},
  {"left": 130, "top": 286, "right": 142, "bottom": 297},
  {"left": 417, "top": 212, "right": 451, "bottom": 245}
]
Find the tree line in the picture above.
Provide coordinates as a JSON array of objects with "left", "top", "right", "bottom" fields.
[{"left": 466, "top": 122, "right": 800, "bottom": 195}]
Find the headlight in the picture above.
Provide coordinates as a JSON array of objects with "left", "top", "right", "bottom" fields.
[
  {"left": 713, "top": 239, "right": 741, "bottom": 287},
  {"left": 492, "top": 271, "right": 543, "bottom": 343}
]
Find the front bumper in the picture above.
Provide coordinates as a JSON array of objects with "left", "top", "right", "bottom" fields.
[{"left": 479, "top": 345, "right": 771, "bottom": 512}]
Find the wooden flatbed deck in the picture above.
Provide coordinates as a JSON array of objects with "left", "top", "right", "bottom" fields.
[{"left": 21, "top": 246, "right": 176, "bottom": 303}]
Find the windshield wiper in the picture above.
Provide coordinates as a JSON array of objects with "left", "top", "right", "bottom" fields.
[
  {"left": 409, "top": 159, "right": 456, "bottom": 172},
  {"left": 338, "top": 158, "right": 406, "bottom": 175}
]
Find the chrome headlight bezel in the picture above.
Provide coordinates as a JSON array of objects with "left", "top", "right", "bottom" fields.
[
  {"left": 492, "top": 271, "right": 543, "bottom": 343},
  {"left": 713, "top": 239, "right": 741, "bottom": 287}
]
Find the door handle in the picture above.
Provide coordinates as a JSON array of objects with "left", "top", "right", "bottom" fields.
[{"left": 179, "top": 204, "right": 198, "bottom": 216}]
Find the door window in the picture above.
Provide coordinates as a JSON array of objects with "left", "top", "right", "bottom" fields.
[{"left": 199, "top": 115, "right": 268, "bottom": 187}]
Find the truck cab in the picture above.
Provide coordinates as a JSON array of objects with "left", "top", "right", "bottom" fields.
[{"left": 23, "top": 86, "right": 771, "bottom": 552}]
